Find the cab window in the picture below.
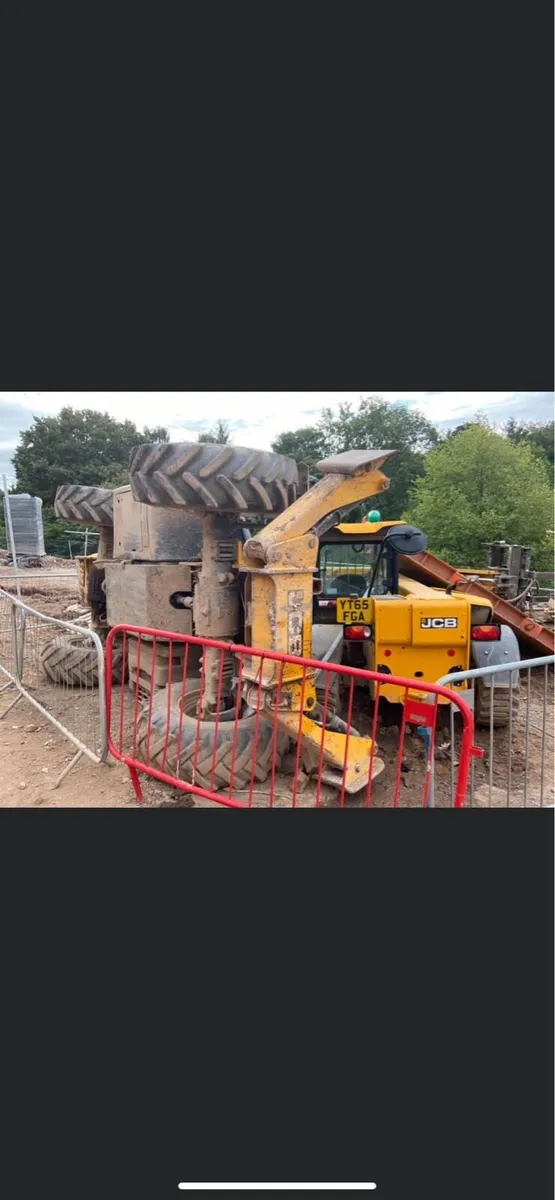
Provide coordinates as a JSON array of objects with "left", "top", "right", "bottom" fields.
[{"left": 318, "top": 543, "right": 390, "bottom": 596}]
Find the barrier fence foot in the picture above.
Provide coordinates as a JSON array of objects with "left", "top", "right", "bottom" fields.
[
  {"left": 54, "top": 749, "right": 84, "bottom": 790},
  {"left": 128, "top": 766, "right": 144, "bottom": 804},
  {"left": 0, "top": 692, "right": 22, "bottom": 720}
]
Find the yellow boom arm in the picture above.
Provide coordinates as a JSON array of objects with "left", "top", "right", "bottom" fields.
[
  {"left": 239, "top": 449, "right": 396, "bottom": 793},
  {"left": 244, "top": 449, "right": 395, "bottom": 568}
]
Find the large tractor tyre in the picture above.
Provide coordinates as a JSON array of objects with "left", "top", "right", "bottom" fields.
[
  {"left": 129, "top": 442, "right": 299, "bottom": 515},
  {"left": 41, "top": 636, "right": 100, "bottom": 688},
  {"left": 54, "top": 485, "right": 114, "bottom": 526},
  {"left": 475, "top": 677, "right": 519, "bottom": 728},
  {"left": 136, "top": 682, "right": 290, "bottom": 793},
  {"left": 40, "top": 636, "right": 126, "bottom": 688}
]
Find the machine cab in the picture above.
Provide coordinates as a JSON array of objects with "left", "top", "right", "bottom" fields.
[{"left": 314, "top": 520, "right": 428, "bottom": 621}]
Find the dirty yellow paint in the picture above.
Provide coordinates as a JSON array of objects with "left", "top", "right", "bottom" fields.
[
  {"left": 274, "top": 711, "right": 381, "bottom": 794},
  {"left": 241, "top": 458, "right": 395, "bottom": 678},
  {"left": 76, "top": 552, "right": 98, "bottom": 605},
  {"left": 244, "top": 464, "right": 393, "bottom": 566},
  {"left": 363, "top": 593, "right": 472, "bottom": 704}
]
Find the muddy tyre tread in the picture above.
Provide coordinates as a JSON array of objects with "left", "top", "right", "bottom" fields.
[
  {"left": 40, "top": 636, "right": 126, "bottom": 687},
  {"left": 129, "top": 442, "right": 299, "bottom": 515},
  {"left": 136, "top": 683, "right": 290, "bottom": 792},
  {"left": 41, "top": 637, "right": 99, "bottom": 687},
  {"left": 54, "top": 485, "right": 114, "bottom": 526},
  {"left": 475, "top": 677, "right": 519, "bottom": 728}
]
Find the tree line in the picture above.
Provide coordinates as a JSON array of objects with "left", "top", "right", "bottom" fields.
[
  {"left": 1, "top": 400, "right": 553, "bottom": 568},
  {"left": 272, "top": 398, "right": 554, "bottom": 568}
]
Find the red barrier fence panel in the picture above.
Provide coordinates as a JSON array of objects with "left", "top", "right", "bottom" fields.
[{"left": 105, "top": 624, "right": 477, "bottom": 808}]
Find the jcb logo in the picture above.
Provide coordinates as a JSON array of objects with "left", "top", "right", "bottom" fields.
[{"left": 420, "top": 617, "right": 458, "bottom": 629}]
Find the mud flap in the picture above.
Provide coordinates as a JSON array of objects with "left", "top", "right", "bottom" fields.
[{"left": 470, "top": 625, "right": 520, "bottom": 688}]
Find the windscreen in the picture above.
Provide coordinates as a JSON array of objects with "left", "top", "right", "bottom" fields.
[{"left": 318, "top": 542, "right": 389, "bottom": 596}]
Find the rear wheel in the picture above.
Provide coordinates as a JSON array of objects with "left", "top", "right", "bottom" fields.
[
  {"left": 129, "top": 442, "right": 299, "bottom": 514},
  {"left": 136, "top": 682, "right": 290, "bottom": 792},
  {"left": 475, "top": 677, "right": 519, "bottom": 728}
]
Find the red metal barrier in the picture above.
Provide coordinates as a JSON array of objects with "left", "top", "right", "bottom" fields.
[{"left": 105, "top": 624, "right": 478, "bottom": 808}]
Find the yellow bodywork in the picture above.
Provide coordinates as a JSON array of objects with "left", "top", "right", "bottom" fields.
[
  {"left": 336, "top": 520, "right": 406, "bottom": 535},
  {"left": 320, "top": 521, "right": 488, "bottom": 704},
  {"left": 357, "top": 592, "right": 472, "bottom": 704},
  {"left": 276, "top": 712, "right": 382, "bottom": 793}
]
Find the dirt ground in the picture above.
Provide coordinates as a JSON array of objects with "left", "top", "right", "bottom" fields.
[
  {"left": 0, "top": 558, "right": 78, "bottom": 596},
  {"left": 1, "top": 572, "right": 553, "bottom": 809}
]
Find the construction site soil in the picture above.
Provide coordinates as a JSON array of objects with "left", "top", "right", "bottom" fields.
[{"left": 1, "top": 571, "right": 553, "bottom": 808}]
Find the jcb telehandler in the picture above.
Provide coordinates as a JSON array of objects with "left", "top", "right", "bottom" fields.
[{"left": 313, "top": 514, "right": 520, "bottom": 726}]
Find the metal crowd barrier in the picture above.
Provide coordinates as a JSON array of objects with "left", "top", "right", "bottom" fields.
[
  {"left": 105, "top": 624, "right": 478, "bottom": 808},
  {"left": 0, "top": 587, "right": 107, "bottom": 788},
  {"left": 431, "top": 655, "right": 554, "bottom": 807}
]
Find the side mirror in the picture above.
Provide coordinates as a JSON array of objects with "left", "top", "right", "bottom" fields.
[{"left": 384, "top": 524, "right": 427, "bottom": 555}]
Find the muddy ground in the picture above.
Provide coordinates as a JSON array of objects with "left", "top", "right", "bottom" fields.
[{"left": 0, "top": 573, "right": 553, "bottom": 808}]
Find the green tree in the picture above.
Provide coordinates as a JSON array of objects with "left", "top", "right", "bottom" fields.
[
  {"left": 142, "top": 425, "right": 171, "bottom": 444},
  {"left": 445, "top": 421, "right": 480, "bottom": 438},
  {"left": 11, "top": 408, "right": 169, "bottom": 507},
  {"left": 42, "top": 505, "right": 81, "bottom": 557},
  {"left": 271, "top": 425, "right": 330, "bottom": 477},
  {"left": 102, "top": 427, "right": 170, "bottom": 488},
  {"left": 101, "top": 464, "right": 135, "bottom": 489},
  {"left": 406, "top": 422, "right": 555, "bottom": 569},
  {"left": 273, "top": 396, "right": 439, "bottom": 517},
  {"left": 504, "top": 419, "right": 554, "bottom": 483},
  {"left": 197, "top": 420, "right": 232, "bottom": 445}
]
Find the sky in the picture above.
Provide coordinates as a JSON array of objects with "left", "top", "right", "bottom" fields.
[{"left": 0, "top": 390, "right": 553, "bottom": 484}]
